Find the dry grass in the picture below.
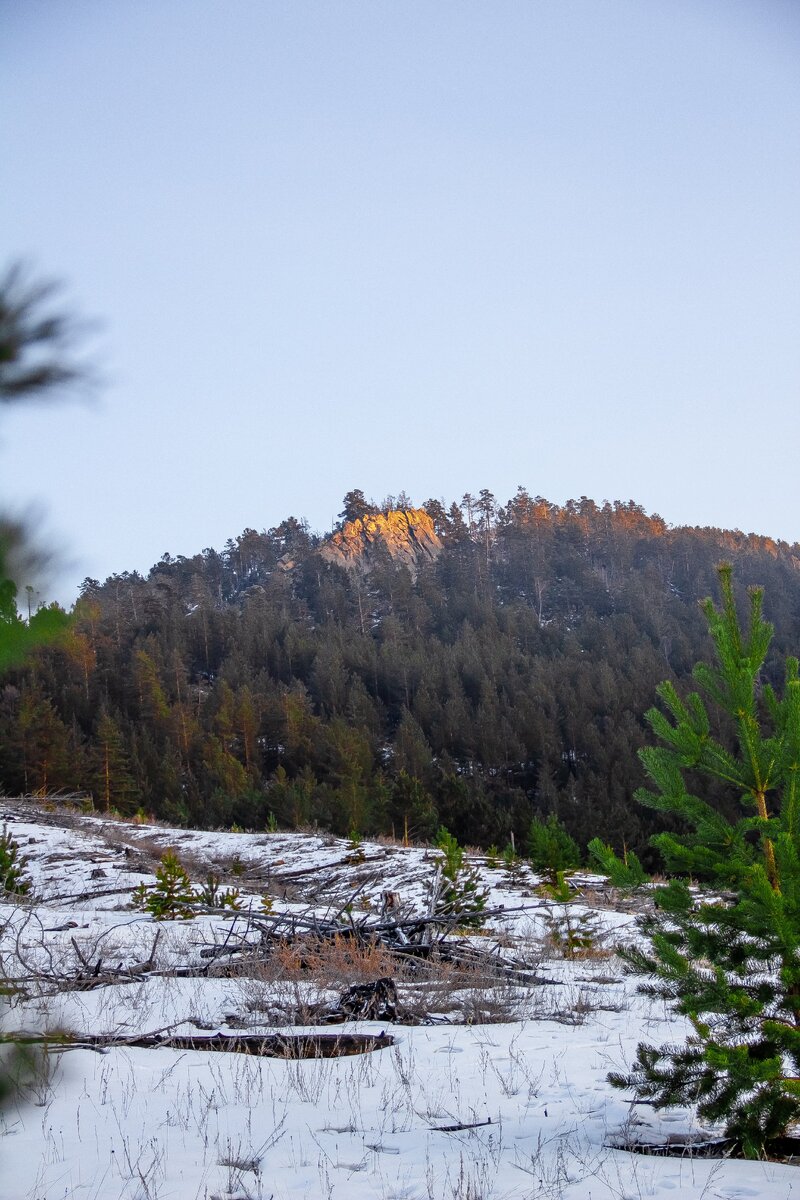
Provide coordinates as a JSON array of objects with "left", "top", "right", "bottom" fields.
[
  {"left": 225, "top": 933, "right": 538, "bottom": 1027},
  {"left": 259, "top": 934, "right": 402, "bottom": 987},
  {"left": 398, "top": 954, "right": 528, "bottom": 1024},
  {"left": 229, "top": 934, "right": 407, "bottom": 1026}
]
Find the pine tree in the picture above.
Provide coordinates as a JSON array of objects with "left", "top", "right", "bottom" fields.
[
  {"left": 338, "top": 490, "right": 378, "bottom": 525},
  {"left": 15, "top": 685, "right": 74, "bottom": 793},
  {"left": 611, "top": 565, "right": 800, "bottom": 1157},
  {"left": 132, "top": 851, "right": 197, "bottom": 920},
  {"left": 429, "top": 827, "right": 488, "bottom": 927},
  {"left": 0, "top": 260, "right": 93, "bottom": 1108},
  {"left": 0, "top": 260, "right": 93, "bottom": 404},
  {"left": 587, "top": 838, "right": 647, "bottom": 887},
  {"left": 0, "top": 825, "right": 31, "bottom": 895},
  {"left": 527, "top": 812, "right": 581, "bottom": 882},
  {"left": 93, "top": 709, "right": 140, "bottom": 814}
]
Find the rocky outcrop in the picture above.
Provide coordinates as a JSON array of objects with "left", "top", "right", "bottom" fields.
[{"left": 319, "top": 509, "right": 442, "bottom": 578}]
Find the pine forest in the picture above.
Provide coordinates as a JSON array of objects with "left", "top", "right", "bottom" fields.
[{"left": 3, "top": 489, "right": 799, "bottom": 861}]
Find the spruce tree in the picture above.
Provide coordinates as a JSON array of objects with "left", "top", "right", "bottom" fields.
[{"left": 611, "top": 565, "right": 800, "bottom": 1157}]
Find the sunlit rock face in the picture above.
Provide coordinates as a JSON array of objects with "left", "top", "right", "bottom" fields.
[{"left": 319, "top": 509, "right": 442, "bottom": 578}]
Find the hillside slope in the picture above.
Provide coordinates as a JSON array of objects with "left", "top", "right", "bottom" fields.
[{"left": 1, "top": 490, "right": 798, "bottom": 853}]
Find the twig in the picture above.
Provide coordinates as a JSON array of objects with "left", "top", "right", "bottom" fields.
[{"left": 431, "top": 1117, "right": 494, "bottom": 1132}]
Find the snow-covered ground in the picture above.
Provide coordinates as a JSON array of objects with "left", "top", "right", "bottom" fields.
[{"left": 1, "top": 801, "right": 796, "bottom": 1199}]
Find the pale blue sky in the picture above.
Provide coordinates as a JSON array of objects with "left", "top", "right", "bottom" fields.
[{"left": 1, "top": 1, "right": 798, "bottom": 603}]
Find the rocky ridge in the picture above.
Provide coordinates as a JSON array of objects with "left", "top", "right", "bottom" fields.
[{"left": 319, "top": 508, "right": 442, "bottom": 577}]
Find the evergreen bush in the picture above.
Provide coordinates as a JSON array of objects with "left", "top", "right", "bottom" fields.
[
  {"left": 546, "top": 901, "right": 601, "bottom": 959},
  {"left": 132, "top": 851, "right": 197, "bottom": 920},
  {"left": 195, "top": 873, "right": 242, "bottom": 911},
  {"left": 430, "top": 827, "right": 488, "bottom": 926},
  {"left": 0, "top": 826, "right": 31, "bottom": 896},
  {"left": 527, "top": 813, "right": 580, "bottom": 882},
  {"left": 587, "top": 838, "right": 648, "bottom": 887},
  {"left": 611, "top": 566, "right": 800, "bottom": 1157},
  {"left": 345, "top": 828, "right": 366, "bottom": 864},
  {"left": 502, "top": 843, "right": 518, "bottom": 870}
]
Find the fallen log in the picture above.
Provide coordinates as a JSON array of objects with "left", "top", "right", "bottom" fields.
[{"left": 48, "top": 1030, "right": 395, "bottom": 1058}]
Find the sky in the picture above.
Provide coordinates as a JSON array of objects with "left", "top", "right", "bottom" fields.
[{"left": 1, "top": 0, "right": 799, "bottom": 605}]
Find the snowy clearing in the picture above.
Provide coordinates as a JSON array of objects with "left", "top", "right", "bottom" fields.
[{"left": 1, "top": 801, "right": 796, "bottom": 1200}]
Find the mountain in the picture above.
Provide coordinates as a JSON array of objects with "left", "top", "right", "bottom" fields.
[{"left": 1, "top": 490, "right": 798, "bottom": 857}]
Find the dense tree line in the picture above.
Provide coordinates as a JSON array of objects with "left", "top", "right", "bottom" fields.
[{"left": 1, "top": 489, "right": 798, "bottom": 856}]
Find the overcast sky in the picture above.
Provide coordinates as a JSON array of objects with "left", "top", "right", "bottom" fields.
[{"left": 2, "top": 1, "right": 798, "bottom": 604}]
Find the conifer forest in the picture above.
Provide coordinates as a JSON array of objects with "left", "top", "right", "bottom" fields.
[{"left": 2, "top": 490, "right": 799, "bottom": 858}]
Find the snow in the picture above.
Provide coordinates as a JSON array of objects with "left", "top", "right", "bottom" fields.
[{"left": 1, "top": 802, "right": 796, "bottom": 1199}]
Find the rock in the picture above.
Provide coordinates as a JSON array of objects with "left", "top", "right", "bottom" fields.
[{"left": 319, "top": 509, "right": 442, "bottom": 579}]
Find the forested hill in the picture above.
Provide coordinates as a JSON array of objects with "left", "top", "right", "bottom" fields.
[{"left": 3, "top": 489, "right": 799, "bottom": 856}]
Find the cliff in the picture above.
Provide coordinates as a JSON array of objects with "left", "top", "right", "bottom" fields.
[{"left": 319, "top": 508, "right": 442, "bottom": 577}]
